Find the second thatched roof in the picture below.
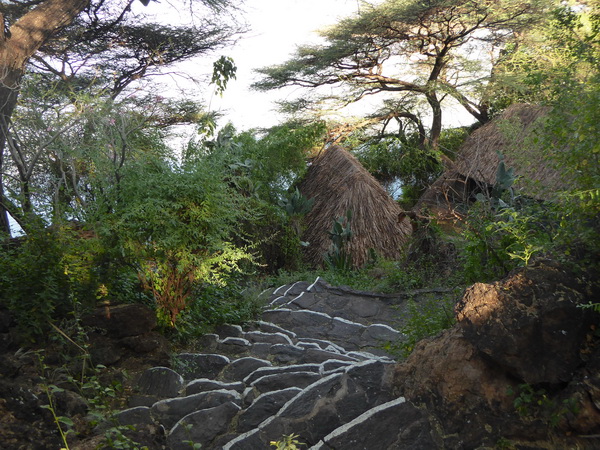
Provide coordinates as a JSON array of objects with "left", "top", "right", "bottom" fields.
[
  {"left": 417, "top": 103, "right": 568, "bottom": 215},
  {"left": 452, "top": 103, "right": 565, "bottom": 197},
  {"left": 298, "top": 145, "right": 412, "bottom": 268}
]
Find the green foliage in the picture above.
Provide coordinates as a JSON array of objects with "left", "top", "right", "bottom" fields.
[
  {"left": 107, "top": 154, "right": 254, "bottom": 325},
  {"left": 270, "top": 433, "right": 306, "bottom": 450},
  {"left": 187, "top": 121, "right": 325, "bottom": 274},
  {"left": 387, "top": 295, "right": 457, "bottom": 358},
  {"left": 488, "top": 153, "right": 517, "bottom": 205},
  {"left": 324, "top": 210, "right": 353, "bottom": 272},
  {"left": 33, "top": 322, "right": 148, "bottom": 450},
  {"left": 167, "top": 277, "right": 267, "bottom": 345},
  {"left": 255, "top": 0, "right": 543, "bottom": 144},
  {"left": 356, "top": 136, "right": 444, "bottom": 206},
  {"left": 212, "top": 55, "right": 237, "bottom": 96},
  {"left": 266, "top": 266, "right": 381, "bottom": 293},
  {"left": 37, "top": 353, "right": 75, "bottom": 450},
  {"left": 491, "top": 3, "right": 599, "bottom": 108},
  {"left": 400, "top": 219, "right": 462, "bottom": 288},
  {"left": 278, "top": 188, "right": 314, "bottom": 217},
  {"left": 278, "top": 188, "right": 314, "bottom": 249},
  {"left": 508, "top": 384, "right": 579, "bottom": 428},
  {"left": 458, "top": 153, "right": 553, "bottom": 282},
  {"left": 461, "top": 201, "right": 539, "bottom": 282},
  {"left": 9, "top": 0, "right": 242, "bottom": 100},
  {"left": 0, "top": 224, "right": 109, "bottom": 342}
]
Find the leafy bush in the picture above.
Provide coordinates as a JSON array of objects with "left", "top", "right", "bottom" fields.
[
  {"left": 0, "top": 224, "right": 106, "bottom": 342},
  {"left": 107, "top": 154, "right": 254, "bottom": 326},
  {"left": 356, "top": 136, "right": 444, "bottom": 207},
  {"left": 167, "top": 277, "right": 268, "bottom": 345},
  {"left": 390, "top": 294, "right": 457, "bottom": 358}
]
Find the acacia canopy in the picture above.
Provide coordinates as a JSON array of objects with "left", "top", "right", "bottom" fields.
[
  {"left": 254, "top": 0, "right": 545, "bottom": 147},
  {"left": 0, "top": 0, "right": 242, "bottom": 234}
]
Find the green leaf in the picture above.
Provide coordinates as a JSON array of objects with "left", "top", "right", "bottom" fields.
[{"left": 58, "top": 416, "right": 75, "bottom": 427}]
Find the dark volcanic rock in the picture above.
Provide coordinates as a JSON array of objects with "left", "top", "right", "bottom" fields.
[
  {"left": 226, "top": 360, "right": 395, "bottom": 448},
  {"left": 313, "top": 397, "right": 440, "bottom": 450},
  {"left": 115, "top": 406, "right": 153, "bottom": 426},
  {"left": 250, "top": 371, "right": 322, "bottom": 395},
  {"left": 137, "top": 366, "right": 184, "bottom": 398},
  {"left": 395, "top": 263, "right": 600, "bottom": 449},
  {"left": 236, "top": 387, "right": 302, "bottom": 433},
  {"left": 173, "top": 353, "right": 230, "bottom": 380},
  {"left": 185, "top": 378, "right": 244, "bottom": 396},
  {"left": 221, "top": 357, "right": 272, "bottom": 382},
  {"left": 243, "top": 364, "right": 322, "bottom": 385},
  {"left": 456, "top": 261, "right": 598, "bottom": 385},
  {"left": 167, "top": 401, "right": 241, "bottom": 450},
  {"left": 82, "top": 304, "right": 156, "bottom": 338},
  {"left": 151, "top": 389, "right": 241, "bottom": 429}
]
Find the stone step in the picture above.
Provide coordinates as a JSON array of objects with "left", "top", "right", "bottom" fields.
[
  {"left": 114, "top": 278, "right": 415, "bottom": 449},
  {"left": 308, "top": 396, "right": 439, "bottom": 449},
  {"left": 268, "top": 277, "right": 405, "bottom": 328},
  {"left": 222, "top": 360, "right": 395, "bottom": 449},
  {"left": 261, "top": 308, "right": 403, "bottom": 355}
]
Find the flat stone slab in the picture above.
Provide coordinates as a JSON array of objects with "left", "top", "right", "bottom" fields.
[
  {"left": 173, "top": 353, "right": 230, "bottom": 380},
  {"left": 227, "top": 361, "right": 396, "bottom": 449},
  {"left": 269, "top": 343, "right": 306, "bottom": 364},
  {"left": 185, "top": 378, "right": 244, "bottom": 396},
  {"left": 214, "top": 324, "right": 244, "bottom": 338},
  {"left": 362, "top": 323, "right": 403, "bottom": 343},
  {"left": 310, "top": 397, "right": 440, "bottom": 450},
  {"left": 136, "top": 366, "right": 184, "bottom": 398},
  {"left": 297, "top": 338, "right": 347, "bottom": 353},
  {"left": 167, "top": 401, "right": 241, "bottom": 450},
  {"left": 217, "top": 337, "right": 252, "bottom": 356},
  {"left": 236, "top": 387, "right": 302, "bottom": 433},
  {"left": 114, "top": 406, "right": 153, "bottom": 426},
  {"left": 244, "top": 364, "right": 322, "bottom": 385},
  {"left": 251, "top": 371, "right": 323, "bottom": 395},
  {"left": 253, "top": 321, "right": 297, "bottom": 339},
  {"left": 243, "top": 331, "right": 293, "bottom": 345},
  {"left": 221, "top": 357, "right": 272, "bottom": 382},
  {"left": 151, "top": 389, "right": 241, "bottom": 429},
  {"left": 299, "top": 348, "right": 358, "bottom": 364}
]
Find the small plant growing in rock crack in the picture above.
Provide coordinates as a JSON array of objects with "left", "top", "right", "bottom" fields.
[
  {"left": 495, "top": 436, "right": 516, "bottom": 449},
  {"left": 37, "top": 321, "right": 146, "bottom": 449},
  {"left": 508, "top": 384, "right": 579, "bottom": 428},
  {"left": 37, "top": 352, "right": 75, "bottom": 450},
  {"left": 270, "top": 433, "right": 306, "bottom": 450},
  {"left": 384, "top": 294, "right": 457, "bottom": 358},
  {"left": 181, "top": 422, "right": 202, "bottom": 449}
]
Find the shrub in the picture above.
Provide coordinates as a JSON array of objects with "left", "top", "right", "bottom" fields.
[
  {"left": 0, "top": 224, "right": 104, "bottom": 342},
  {"left": 389, "top": 294, "right": 457, "bottom": 358}
]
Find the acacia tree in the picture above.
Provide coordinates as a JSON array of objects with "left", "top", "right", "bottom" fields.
[
  {"left": 254, "top": 0, "right": 545, "bottom": 149},
  {"left": 0, "top": 0, "right": 241, "bottom": 234}
]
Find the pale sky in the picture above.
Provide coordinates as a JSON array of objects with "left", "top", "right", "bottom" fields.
[
  {"left": 211, "top": 0, "right": 362, "bottom": 130},
  {"left": 138, "top": 0, "right": 472, "bottom": 131}
]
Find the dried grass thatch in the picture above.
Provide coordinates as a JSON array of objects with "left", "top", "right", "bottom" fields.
[
  {"left": 298, "top": 145, "right": 413, "bottom": 268},
  {"left": 417, "top": 103, "right": 567, "bottom": 215}
]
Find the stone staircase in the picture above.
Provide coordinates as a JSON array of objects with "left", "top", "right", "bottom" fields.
[{"left": 114, "top": 278, "right": 438, "bottom": 449}]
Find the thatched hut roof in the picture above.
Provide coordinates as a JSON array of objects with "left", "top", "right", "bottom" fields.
[
  {"left": 298, "top": 145, "right": 412, "bottom": 268},
  {"left": 451, "top": 103, "right": 565, "bottom": 197},
  {"left": 417, "top": 103, "right": 567, "bottom": 215}
]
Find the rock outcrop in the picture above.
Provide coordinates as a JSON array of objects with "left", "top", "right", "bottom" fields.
[{"left": 395, "top": 261, "right": 600, "bottom": 449}]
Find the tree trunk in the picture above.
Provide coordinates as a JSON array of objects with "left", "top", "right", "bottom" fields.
[
  {"left": 426, "top": 91, "right": 443, "bottom": 150},
  {"left": 0, "top": 0, "right": 90, "bottom": 234}
]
